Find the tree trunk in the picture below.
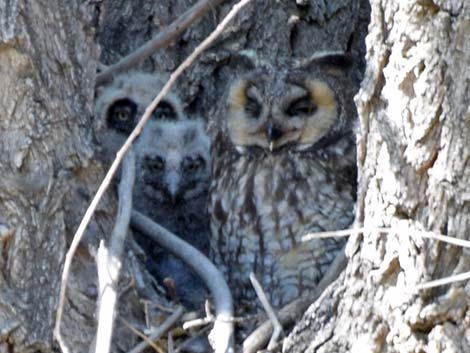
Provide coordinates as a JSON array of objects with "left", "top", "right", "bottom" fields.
[{"left": 284, "top": 1, "right": 470, "bottom": 352}]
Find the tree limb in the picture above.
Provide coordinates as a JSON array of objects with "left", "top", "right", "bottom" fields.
[
  {"left": 131, "top": 210, "right": 234, "bottom": 353},
  {"left": 94, "top": 150, "right": 135, "bottom": 353},
  {"left": 96, "top": 0, "right": 227, "bottom": 86}
]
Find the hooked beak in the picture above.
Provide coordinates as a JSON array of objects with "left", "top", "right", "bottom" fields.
[
  {"left": 266, "top": 122, "right": 283, "bottom": 152},
  {"left": 165, "top": 171, "right": 180, "bottom": 204}
]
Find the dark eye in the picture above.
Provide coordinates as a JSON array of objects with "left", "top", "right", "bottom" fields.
[
  {"left": 145, "top": 156, "right": 165, "bottom": 172},
  {"left": 286, "top": 97, "right": 317, "bottom": 117},
  {"left": 182, "top": 156, "right": 205, "bottom": 173},
  {"left": 107, "top": 98, "right": 137, "bottom": 133},
  {"left": 245, "top": 97, "right": 261, "bottom": 118},
  {"left": 152, "top": 101, "right": 177, "bottom": 120},
  {"left": 116, "top": 110, "right": 130, "bottom": 121}
]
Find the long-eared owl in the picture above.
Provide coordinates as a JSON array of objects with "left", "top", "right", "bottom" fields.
[{"left": 209, "top": 52, "right": 358, "bottom": 310}]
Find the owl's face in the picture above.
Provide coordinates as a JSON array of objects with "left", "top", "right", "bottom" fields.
[
  {"left": 225, "top": 52, "right": 354, "bottom": 153},
  {"left": 94, "top": 72, "right": 185, "bottom": 163},
  {"left": 135, "top": 120, "right": 211, "bottom": 205}
]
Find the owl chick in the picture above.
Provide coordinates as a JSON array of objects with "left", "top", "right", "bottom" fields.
[
  {"left": 132, "top": 118, "right": 212, "bottom": 309},
  {"left": 209, "top": 52, "right": 358, "bottom": 311},
  {"left": 94, "top": 71, "right": 185, "bottom": 165},
  {"left": 94, "top": 72, "right": 211, "bottom": 308}
]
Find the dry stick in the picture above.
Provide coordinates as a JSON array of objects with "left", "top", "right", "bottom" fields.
[
  {"left": 54, "top": 0, "right": 252, "bottom": 350},
  {"left": 302, "top": 226, "right": 470, "bottom": 290},
  {"left": 168, "top": 333, "right": 175, "bottom": 353},
  {"left": 243, "top": 249, "right": 348, "bottom": 353},
  {"left": 303, "top": 226, "right": 470, "bottom": 290},
  {"left": 414, "top": 272, "right": 470, "bottom": 290},
  {"left": 249, "top": 272, "right": 283, "bottom": 350},
  {"left": 301, "top": 226, "right": 470, "bottom": 249},
  {"left": 127, "top": 306, "right": 184, "bottom": 353},
  {"left": 95, "top": 150, "right": 135, "bottom": 353},
  {"left": 96, "top": 0, "right": 226, "bottom": 85},
  {"left": 120, "top": 318, "right": 164, "bottom": 353},
  {"left": 131, "top": 210, "right": 234, "bottom": 353}
]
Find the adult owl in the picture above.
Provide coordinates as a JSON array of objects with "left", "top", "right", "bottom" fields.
[{"left": 209, "top": 52, "right": 358, "bottom": 311}]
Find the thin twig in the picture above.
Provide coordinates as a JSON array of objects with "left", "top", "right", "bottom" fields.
[
  {"left": 414, "top": 271, "right": 470, "bottom": 290},
  {"left": 127, "top": 306, "right": 184, "bottom": 353},
  {"left": 301, "top": 226, "right": 470, "bottom": 249},
  {"left": 302, "top": 226, "right": 470, "bottom": 293},
  {"left": 168, "top": 332, "right": 174, "bottom": 353},
  {"left": 243, "top": 248, "right": 348, "bottom": 353},
  {"left": 183, "top": 316, "right": 213, "bottom": 330},
  {"left": 54, "top": 0, "right": 251, "bottom": 349},
  {"left": 96, "top": 0, "right": 227, "bottom": 85},
  {"left": 249, "top": 272, "right": 283, "bottom": 350},
  {"left": 120, "top": 318, "right": 164, "bottom": 353},
  {"left": 131, "top": 210, "right": 234, "bottom": 353},
  {"left": 95, "top": 151, "right": 135, "bottom": 353}
]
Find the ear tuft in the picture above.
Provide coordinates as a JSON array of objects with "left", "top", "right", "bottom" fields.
[
  {"left": 228, "top": 50, "right": 258, "bottom": 71},
  {"left": 305, "top": 51, "right": 354, "bottom": 70}
]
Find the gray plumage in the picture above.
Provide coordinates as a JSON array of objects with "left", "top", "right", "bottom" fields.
[
  {"left": 94, "top": 72, "right": 211, "bottom": 308},
  {"left": 132, "top": 119, "right": 211, "bottom": 309},
  {"left": 209, "top": 52, "right": 358, "bottom": 310}
]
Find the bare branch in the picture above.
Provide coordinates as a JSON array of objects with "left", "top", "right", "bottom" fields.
[
  {"left": 249, "top": 272, "right": 283, "bottom": 350},
  {"left": 131, "top": 210, "right": 234, "bottom": 353},
  {"left": 96, "top": 0, "right": 226, "bottom": 86},
  {"left": 243, "top": 248, "right": 348, "bottom": 353},
  {"left": 301, "top": 226, "right": 470, "bottom": 249},
  {"left": 127, "top": 306, "right": 184, "bottom": 353},
  {"left": 54, "top": 0, "right": 251, "bottom": 348},
  {"left": 120, "top": 318, "right": 164, "bottom": 353},
  {"left": 414, "top": 271, "right": 470, "bottom": 290},
  {"left": 95, "top": 150, "right": 135, "bottom": 353}
]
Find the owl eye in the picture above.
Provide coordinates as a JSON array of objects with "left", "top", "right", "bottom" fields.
[
  {"left": 183, "top": 156, "right": 205, "bottom": 172},
  {"left": 145, "top": 155, "right": 165, "bottom": 172},
  {"left": 152, "top": 101, "right": 177, "bottom": 121},
  {"left": 107, "top": 98, "right": 137, "bottom": 133},
  {"left": 286, "top": 97, "right": 317, "bottom": 117},
  {"left": 116, "top": 110, "right": 130, "bottom": 121},
  {"left": 245, "top": 97, "right": 261, "bottom": 118}
]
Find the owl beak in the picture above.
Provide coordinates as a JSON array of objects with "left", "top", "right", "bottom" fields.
[
  {"left": 266, "top": 122, "right": 283, "bottom": 151},
  {"left": 165, "top": 171, "right": 180, "bottom": 204}
]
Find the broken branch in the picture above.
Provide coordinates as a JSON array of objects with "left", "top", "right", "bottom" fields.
[
  {"left": 131, "top": 210, "right": 234, "bottom": 353},
  {"left": 94, "top": 150, "right": 135, "bottom": 353}
]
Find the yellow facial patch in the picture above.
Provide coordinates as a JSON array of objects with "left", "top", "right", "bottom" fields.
[
  {"left": 307, "top": 79, "right": 336, "bottom": 110},
  {"left": 298, "top": 79, "right": 337, "bottom": 145},
  {"left": 227, "top": 79, "right": 248, "bottom": 113}
]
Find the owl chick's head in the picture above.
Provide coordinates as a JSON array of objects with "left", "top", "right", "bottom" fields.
[
  {"left": 95, "top": 71, "right": 185, "bottom": 134},
  {"left": 94, "top": 71, "right": 186, "bottom": 164},
  {"left": 225, "top": 52, "right": 356, "bottom": 153},
  {"left": 135, "top": 119, "right": 211, "bottom": 205}
]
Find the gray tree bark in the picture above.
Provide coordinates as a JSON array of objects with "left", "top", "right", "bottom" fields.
[
  {"left": 0, "top": 1, "right": 107, "bottom": 352},
  {"left": 284, "top": 1, "right": 470, "bottom": 352}
]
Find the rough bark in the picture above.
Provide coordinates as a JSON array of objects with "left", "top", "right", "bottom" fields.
[
  {"left": 284, "top": 1, "right": 470, "bottom": 352},
  {"left": 0, "top": 2, "right": 148, "bottom": 353}
]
